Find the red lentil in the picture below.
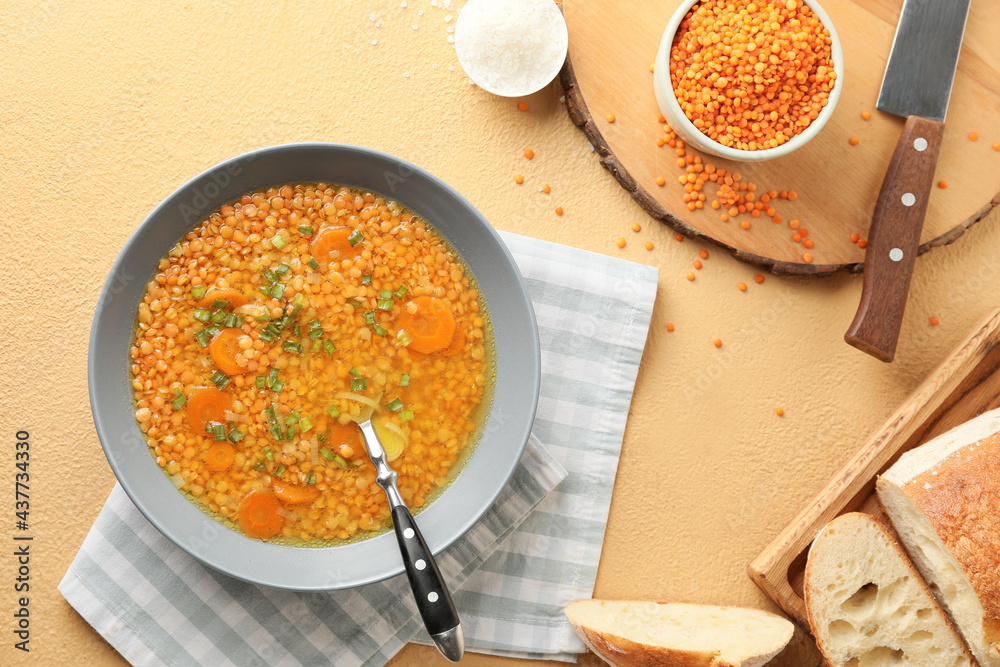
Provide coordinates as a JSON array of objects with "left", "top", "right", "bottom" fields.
[
  {"left": 667, "top": 322, "right": 675, "bottom": 331},
  {"left": 523, "top": 148, "right": 534, "bottom": 160},
  {"left": 738, "top": 282, "right": 747, "bottom": 291},
  {"left": 754, "top": 274, "right": 765, "bottom": 284},
  {"left": 713, "top": 339, "right": 722, "bottom": 348},
  {"left": 631, "top": 222, "right": 642, "bottom": 232},
  {"left": 669, "top": 0, "right": 836, "bottom": 150},
  {"left": 518, "top": 102, "right": 528, "bottom": 111},
  {"left": 129, "top": 183, "right": 489, "bottom": 544},
  {"left": 938, "top": 180, "right": 948, "bottom": 189},
  {"left": 776, "top": 407, "right": 784, "bottom": 416},
  {"left": 861, "top": 110, "right": 871, "bottom": 120},
  {"left": 969, "top": 132, "right": 978, "bottom": 141},
  {"left": 645, "top": 240, "right": 654, "bottom": 250},
  {"left": 616, "top": 237, "right": 627, "bottom": 248},
  {"left": 849, "top": 136, "right": 859, "bottom": 146},
  {"left": 555, "top": 206, "right": 564, "bottom": 216},
  {"left": 514, "top": 174, "right": 524, "bottom": 184},
  {"left": 930, "top": 316, "right": 940, "bottom": 326},
  {"left": 606, "top": 113, "right": 616, "bottom": 123}
]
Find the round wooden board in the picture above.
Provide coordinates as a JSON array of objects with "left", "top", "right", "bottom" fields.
[{"left": 560, "top": 0, "right": 1000, "bottom": 276}]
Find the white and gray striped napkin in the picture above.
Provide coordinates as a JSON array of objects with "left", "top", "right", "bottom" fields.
[{"left": 61, "top": 231, "right": 659, "bottom": 665}]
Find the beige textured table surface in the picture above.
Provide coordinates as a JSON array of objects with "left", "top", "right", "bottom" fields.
[{"left": 2, "top": 1, "right": 999, "bottom": 666}]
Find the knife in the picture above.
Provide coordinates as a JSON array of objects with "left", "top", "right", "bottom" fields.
[{"left": 845, "top": 0, "right": 971, "bottom": 362}]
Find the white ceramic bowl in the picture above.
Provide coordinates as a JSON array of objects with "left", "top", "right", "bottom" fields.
[{"left": 653, "top": 0, "right": 843, "bottom": 162}]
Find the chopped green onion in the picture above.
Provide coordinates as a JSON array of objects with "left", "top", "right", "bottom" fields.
[
  {"left": 263, "top": 446, "right": 274, "bottom": 461},
  {"left": 264, "top": 323, "right": 282, "bottom": 338},
  {"left": 307, "top": 258, "right": 319, "bottom": 270},
  {"left": 204, "top": 325, "right": 220, "bottom": 338},
  {"left": 377, "top": 298, "right": 394, "bottom": 311},
  {"left": 267, "top": 367, "right": 280, "bottom": 387},
  {"left": 258, "top": 284, "right": 272, "bottom": 297},
  {"left": 385, "top": 398, "right": 404, "bottom": 412},
  {"left": 269, "top": 423, "right": 283, "bottom": 440},
  {"left": 232, "top": 316, "right": 244, "bottom": 328},
  {"left": 323, "top": 339, "right": 336, "bottom": 355},
  {"left": 274, "top": 263, "right": 291, "bottom": 276},
  {"left": 380, "top": 290, "right": 393, "bottom": 299},
  {"left": 372, "top": 324, "right": 387, "bottom": 336},
  {"left": 317, "top": 429, "right": 329, "bottom": 444},
  {"left": 191, "top": 285, "right": 207, "bottom": 300},
  {"left": 209, "top": 370, "right": 230, "bottom": 389},
  {"left": 210, "top": 310, "right": 227, "bottom": 324},
  {"left": 271, "top": 233, "right": 287, "bottom": 250},
  {"left": 228, "top": 428, "right": 245, "bottom": 444},
  {"left": 306, "top": 472, "right": 316, "bottom": 485},
  {"left": 299, "top": 416, "right": 313, "bottom": 432},
  {"left": 400, "top": 374, "right": 410, "bottom": 387},
  {"left": 320, "top": 446, "right": 335, "bottom": 461},
  {"left": 364, "top": 310, "right": 375, "bottom": 325},
  {"left": 385, "top": 517, "right": 394, "bottom": 529},
  {"left": 394, "top": 285, "right": 409, "bottom": 299},
  {"left": 194, "top": 329, "right": 211, "bottom": 348},
  {"left": 346, "top": 297, "right": 364, "bottom": 309},
  {"left": 171, "top": 394, "right": 187, "bottom": 410},
  {"left": 285, "top": 426, "right": 295, "bottom": 441},
  {"left": 332, "top": 455, "right": 349, "bottom": 469},
  {"left": 292, "top": 293, "right": 306, "bottom": 308},
  {"left": 255, "top": 376, "right": 266, "bottom": 389},
  {"left": 212, "top": 423, "right": 226, "bottom": 441},
  {"left": 349, "top": 367, "right": 364, "bottom": 377},
  {"left": 274, "top": 464, "right": 286, "bottom": 478},
  {"left": 211, "top": 299, "right": 230, "bottom": 310},
  {"left": 299, "top": 226, "right": 314, "bottom": 236},
  {"left": 254, "top": 461, "right": 266, "bottom": 471},
  {"left": 224, "top": 313, "right": 237, "bottom": 328},
  {"left": 270, "top": 379, "right": 285, "bottom": 393},
  {"left": 283, "top": 340, "right": 303, "bottom": 354},
  {"left": 401, "top": 409, "right": 415, "bottom": 422},
  {"left": 262, "top": 269, "right": 279, "bottom": 284},
  {"left": 326, "top": 406, "right": 341, "bottom": 419},
  {"left": 193, "top": 308, "right": 211, "bottom": 322},
  {"left": 351, "top": 378, "right": 368, "bottom": 391},
  {"left": 265, "top": 405, "right": 278, "bottom": 424},
  {"left": 270, "top": 283, "right": 286, "bottom": 299},
  {"left": 396, "top": 330, "right": 412, "bottom": 347},
  {"left": 347, "top": 229, "right": 363, "bottom": 246},
  {"left": 307, "top": 320, "right": 323, "bottom": 338},
  {"left": 311, "top": 339, "right": 322, "bottom": 352},
  {"left": 285, "top": 411, "right": 301, "bottom": 426},
  {"left": 255, "top": 313, "right": 270, "bottom": 322},
  {"left": 361, "top": 275, "right": 372, "bottom": 285},
  {"left": 258, "top": 329, "right": 275, "bottom": 343},
  {"left": 292, "top": 324, "right": 300, "bottom": 337}
]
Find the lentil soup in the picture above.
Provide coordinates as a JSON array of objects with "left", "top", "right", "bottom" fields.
[{"left": 129, "top": 183, "right": 492, "bottom": 544}]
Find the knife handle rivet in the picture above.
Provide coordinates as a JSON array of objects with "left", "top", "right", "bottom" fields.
[
  {"left": 913, "top": 137, "right": 928, "bottom": 152},
  {"left": 901, "top": 192, "right": 916, "bottom": 207},
  {"left": 890, "top": 248, "right": 904, "bottom": 262}
]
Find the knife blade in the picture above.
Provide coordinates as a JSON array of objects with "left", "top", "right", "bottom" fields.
[{"left": 845, "top": 0, "right": 971, "bottom": 362}]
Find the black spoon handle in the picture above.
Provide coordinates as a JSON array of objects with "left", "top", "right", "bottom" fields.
[{"left": 390, "top": 505, "right": 461, "bottom": 639}]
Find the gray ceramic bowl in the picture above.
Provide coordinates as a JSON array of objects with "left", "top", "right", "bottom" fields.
[{"left": 90, "top": 142, "right": 540, "bottom": 590}]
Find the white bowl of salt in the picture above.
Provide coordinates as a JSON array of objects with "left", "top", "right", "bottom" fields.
[{"left": 454, "top": 0, "right": 569, "bottom": 97}]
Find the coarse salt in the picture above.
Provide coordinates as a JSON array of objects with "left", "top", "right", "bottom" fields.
[{"left": 454, "top": 0, "right": 568, "bottom": 97}]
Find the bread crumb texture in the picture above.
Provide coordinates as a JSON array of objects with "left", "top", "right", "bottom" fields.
[{"left": 804, "top": 513, "right": 975, "bottom": 667}]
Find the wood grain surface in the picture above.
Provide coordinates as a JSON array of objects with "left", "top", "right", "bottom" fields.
[
  {"left": 749, "top": 307, "right": 1000, "bottom": 626},
  {"left": 561, "top": 0, "right": 1000, "bottom": 276}
]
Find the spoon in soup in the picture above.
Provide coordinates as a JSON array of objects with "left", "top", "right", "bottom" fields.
[{"left": 347, "top": 400, "right": 464, "bottom": 662}]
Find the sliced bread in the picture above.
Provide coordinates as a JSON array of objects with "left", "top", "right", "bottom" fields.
[
  {"left": 564, "top": 599, "right": 793, "bottom": 667},
  {"left": 877, "top": 407, "right": 1000, "bottom": 667},
  {"left": 804, "top": 512, "right": 974, "bottom": 667}
]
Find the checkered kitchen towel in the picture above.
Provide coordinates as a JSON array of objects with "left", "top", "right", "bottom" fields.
[{"left": 60, "top": 231, "right": 659, "bottom": 665}]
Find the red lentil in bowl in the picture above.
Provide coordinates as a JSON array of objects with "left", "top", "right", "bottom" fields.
[
  {"left": 131, "top": 183, "right": 492, "bottom": 544},
  {"left": 90, "top": 143, "right": 539, "bottom": 589}
]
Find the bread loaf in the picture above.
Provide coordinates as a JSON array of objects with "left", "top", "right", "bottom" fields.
[
  {"left": 877, "top": 407, "right": 1000, "bottom": 667},
  {"left": 804, "top": 512, "right": 974, "bottom": 666},
  {"left": 564, "top": 599, "right": 793, "bottom": 667}
]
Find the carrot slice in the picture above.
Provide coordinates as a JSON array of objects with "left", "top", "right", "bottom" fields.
[
  {"left": 238, "top": 490, "right": 284, "bottom": 540},
  {"left": 442, "top": 322, "right": 467, "bottom": 356},
  {"left": 327, "top": 422, "right": 363, "bottom": 451},
  {"left": 395, "top": 296, "right": 457, "bottom": 354},
  {"left": 311, "top": 226, "right": 362, "bottom": 265},
  {"left": 271, "top": 480, "right": 320, "bottom": 505},
  {"left": 185, "top": 386, "right": 231, "bottom": 432},
  {"left": 209, "top": 328, "right": 250, "bottom": 376},
  {"left": 199, "top": 287, "right": 248, "bottom": 309},
  {"left": 205, "top": 442, "right": 235, "bottom": 471}
]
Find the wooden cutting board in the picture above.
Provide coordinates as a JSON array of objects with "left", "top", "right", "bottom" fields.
[
  {"left": 748, "top": 306, "right": 1000, "bottom": 627},
  {"left": 561, "top": 0, "right": 1000, "bottom": 276}
]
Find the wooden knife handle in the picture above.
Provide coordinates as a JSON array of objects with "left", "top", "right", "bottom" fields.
[{"left": 845, "top": 115, "right": 945, "bottom": 362}]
